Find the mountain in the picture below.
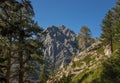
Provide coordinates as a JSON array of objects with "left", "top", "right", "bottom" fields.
[{"left": 41, "top": 25, "right": 78, "bottom": 69}]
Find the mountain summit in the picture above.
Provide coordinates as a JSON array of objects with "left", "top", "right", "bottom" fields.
[{"left": 42, "top": 25, "right": 78, "bottom": 69}]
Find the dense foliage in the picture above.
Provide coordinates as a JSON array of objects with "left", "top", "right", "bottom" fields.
[
  {"left": 92, "top": 50, "right": 120, "bottom": 83},
  {"left": 101, "top": 0, "right": 120, "bottom": 53},
  {"left": 0, "top": 0, "right": 44, "bottom": 83}
]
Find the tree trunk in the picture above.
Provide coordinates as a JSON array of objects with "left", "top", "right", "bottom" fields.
[
  {"left": 5, "top": 36, "right": 12, "bottom": 83},
  {"left": 18, "top": 31, "right": 24, "bottom": 83},
  {"left": 19, "top": 52, "right": 24, "bottom": 83},
  {"left": 110, "top": 38, "right": 113, "bottom": 54},
  {"left": 5, "top": 57, "right": 11, "bottom": 83}
]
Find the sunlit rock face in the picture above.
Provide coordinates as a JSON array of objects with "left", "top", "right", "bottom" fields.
[
  {"left": 42, "top": 25, "right": 78, "bottom": 69},
  {"left": 104, "top": 44, "right": 112, "bottom": 57}
]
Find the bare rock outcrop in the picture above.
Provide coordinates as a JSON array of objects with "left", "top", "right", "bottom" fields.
[{"left": 41, "top": 25, "right": 78, "bottom": 68}]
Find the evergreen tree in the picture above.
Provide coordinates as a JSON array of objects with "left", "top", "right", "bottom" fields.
[
  {"left": 101, "top": 10, "right": 114, "bottom": 54},
  {"left": 112, "top": 0, "right": 120, "bottom": 42},
  {"left": 0, "top": 0, "right": 44, "bottom": 83},
  {"left": 78, "top": 26, "right": 91, "bottom": 50},
  {"left": 101, "top": 0, "right": 120, "bottom": 54},
  {"left": 0, "top": 1, "right": 18, "bottom": 82}
]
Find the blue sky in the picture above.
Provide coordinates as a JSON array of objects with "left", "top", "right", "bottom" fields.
[{"left": 31, "top": 0, "right": 116, "bottom": 38}]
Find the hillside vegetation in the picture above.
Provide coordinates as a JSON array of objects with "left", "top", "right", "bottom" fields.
[{"left": 48, "top": 41, "right": 120, "bottom": 83}]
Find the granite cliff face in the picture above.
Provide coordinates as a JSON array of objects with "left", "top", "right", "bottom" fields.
[{"left": 42, "top": 25, "right": 78, "bottom": 69}]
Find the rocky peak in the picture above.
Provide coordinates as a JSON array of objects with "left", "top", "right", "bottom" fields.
[{"left": 42, "top": 25, "right": 78, "bottom": 69}]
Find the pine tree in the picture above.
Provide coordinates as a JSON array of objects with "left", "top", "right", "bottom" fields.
[
  {"left": 112, "top": 0, "right": 120, "bottom": 42},
  {"left": 0, "top": 1, "right": 17, "bottom": 82},
  {"left": 78, "top": 26, "right": 91, "bottom": 51},
  {"left": 101, "top": 10, "right": 114, "bottom": 54},
  {"left": 101, "top": 0, "right": 120, "bottom": 54},
  {"left": 14, "top": 1, "right": 44, "bottom": 82},
  {"left": 0, "top": 0, "right": 44, "bottom": 83}
]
